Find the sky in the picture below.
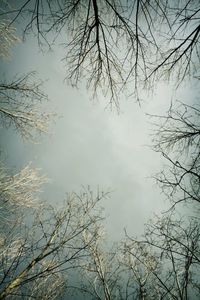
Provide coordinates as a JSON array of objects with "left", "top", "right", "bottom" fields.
[
  {"left": 0, "top": 28, "right": 191, "bottom": 243},
  {"left": 0, "top": 2, "right": 199, "bottom": 299}
]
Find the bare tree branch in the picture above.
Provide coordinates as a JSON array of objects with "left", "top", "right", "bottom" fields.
[{"left": 0, "top": 72, "right": 54, "bottom": 142}]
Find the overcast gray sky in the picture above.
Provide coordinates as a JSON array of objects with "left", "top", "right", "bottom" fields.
[{"left": 1, "top": 31, "right": 192, "bottom": 242}]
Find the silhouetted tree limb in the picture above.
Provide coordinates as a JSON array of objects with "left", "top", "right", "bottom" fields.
[
  {"left": 0, "top": 72, "right": 54, "bottom": 142},
  {"left": 150, "top": 101, "right": 200, "bottom": 209},
  {"left": 2, "top": 1, "right": 199, "bottom": 107},
  {"left": 0, "top": 19, "right": 20, "bottom": 60},
  {"left": 0, "top": 187, "right": 108, "bottom": 299},
  {"left": 124, "top": 214, "right": 200, "bottom": 299}
]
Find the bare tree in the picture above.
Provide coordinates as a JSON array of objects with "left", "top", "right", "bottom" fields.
[
  {"left": 71, "top": 216, "right": 149, "bottom": 300},
  {"left": 117, "top": 100, "right": 200, "bottom": 299},
  {"left": 121, "top": 240, "right": 159, "bottom": 300},
  {"left": 0, "top": 19, "right": 20, "bottom": 60},
  {"left": 0, "top": 15, "right": 53, "bottom": 142},
  {"left": 1, "top": 159, "right": 199, "bottom": 299},
  {"left": 0, "top": 187, "right": 109, "bottom": 299},
  {"left": 124, "top": 213, "right": 200, "bottom": 300},
  {"left": 1, "top": 0, "right": 200, "bottom": 107},
  {"left": 74, "top": 224, "right": 123, "bottom": 300},
  {"left": 151, "top": 101, "right": 200, "bottom": 156},
  {"left": 149, "top": 101, "right": 200, "bottom": 209},
  {"left": 0, "top": 72, "right": 54, "bottom": 142},
  {"left": 0, "top": 163, "right": 47, "bottom": 209},
  {"left": 72, "top": 208, "right": 200, "bottom": 299}
]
